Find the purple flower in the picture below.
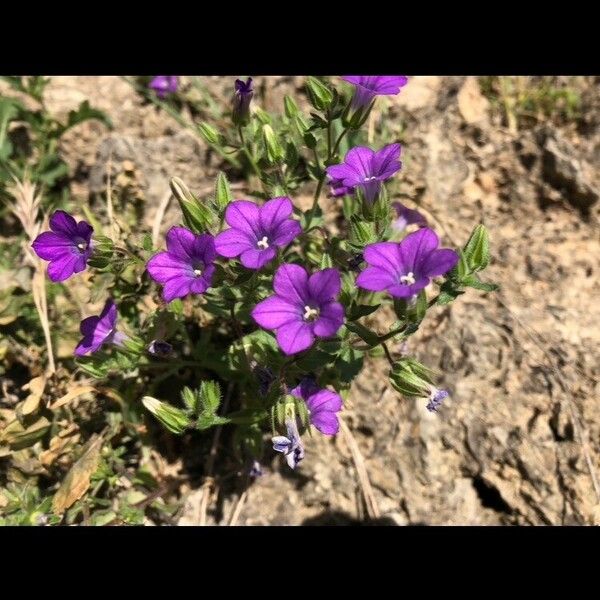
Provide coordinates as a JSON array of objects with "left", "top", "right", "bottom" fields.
[
  {"left": 75, "top": 299, "right": 125, "bottom": 356},
  {"left": 252, "top": 264, "right": 345, "bottom": 355},
  {"left": 290, "top": 378, "right": 343, "bottom": 436},
  {"left": 32, "top": 210, "right": 93, "bottom": 282},
  {"left": 148, "top": 340, "right": 173, "bottom": 357},
  {"left": 232, "top": 77, "right": 253, "bottom": 126},
  {"left": 214, "top": 198, "right": 302, "bottom": 270},
  {"left": 272, "top": 418, "right": 304, "bottom": 470},
  {"left": 146, "top": 227, "right": 217, "bottom": 303},
  {"left": 249, "top": 460, "right": 263, "bottom": 478},
  {"left": 326, "top": 144, "right": 402, "bottom": 203},
  {"left": 392, "top": 202, "right": 427, "bottom": 232},
  {"left": 426, "top": 388, "right": 449, "bottom": 413},
  {"left": 357, "top": 228, "right": 459, "bottom": 299},
  {"left": 343, "top": 76, "right": 408, "bottom": 111},
  {"left": 149, "top": 76, "right": 179, "bottom": 99}
]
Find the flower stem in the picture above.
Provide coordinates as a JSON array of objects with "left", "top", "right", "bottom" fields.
[
  {"left": 381, "top": 341, "right": 395, "bottom": 368},
  {"left": 237, "top": 126, "right": 261, "bottom": 180}
]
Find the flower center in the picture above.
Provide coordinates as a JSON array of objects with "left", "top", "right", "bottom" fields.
[
  {"left": 363, "top": 175, "right": 377, "bottom": 182},
  {"left": 192, "top": 260, "right": 205, "bottom": 277},
  {"left": 74, "top": 237, "right": 87, "bottom": 252},
  {"left": 257, "top": 236, "right": 270, "bottom": 250},
  {"left": 303, "top": 305, "right": 320, "bottom": 322},
  {"left": 400, "top": 271, "right": 416, "bottom": 285}
]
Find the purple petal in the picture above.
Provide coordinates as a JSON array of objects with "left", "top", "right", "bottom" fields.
[
  {"left": 363, "top": 242, "right": 401, "bottom": 273},
  {"left": 312, "top": 301, "right": 344, "bottom": 338},
  {"left": 273, "top": 264, "right": 309, "bottom": 305},
  {"left": 271, "top": 219, "right": 302, "bottom": 247},
  {"left": 326, "top": 163, "right": 360, "bottom": 186},
  {"left": 193, "top": 233, "right": 217, "bottom": 263},
  {"left": 190, "top": 275, "right": 211, "bottom": 294},
  {"left": 32, "top": 232, "right": 74, "bottom": 260},
  {"left": 47, "top": 253, "right": 85, "bottom": 282},
  {"left": 99, "top": 298, "right": 118, "bottom": 328},
  {"left": 306, "top": 389, "right": 343, "bottom": 414},
  {"left": 79, "top": 315, "right": 100, "bottom": 337},
  {"left": 398, "top": 228, "right": 440, "bottom": 273},
  {"left": 259, "top": 197, "right": 293, "bottom": 232},
  {"left": 421, "top": 249, "right": 459, "bottom": 278},
  {"left": 344, "top": 146, "right": 375, "bottom": 180},
  {"left": 372, "top": 143, "right": 402, "bottom": 180},
  {"left": 276, "top": 321, "right": 314, "bottom": 355},
  {"left": 162, "top": 277, "right": 194, "bottom": 303},
  {"left": 224, "top": 200, "right": 261, "bottom": 238},
  {"left": 147, "top": 252, "right": 191, "bottom": 284},
  {"left": 392, "top": 202, "right": 427, "bottom": 231},
  {"left": 214, "top": 228, "right": 254, "bottom": 258},
  {"left": 76, "top": 220, "right": 94, "bottom": 241},
  {"left": 272, "top": 436, "right": 292, "bottom": 453},
  {"left": 289, "top": 378, "right": 320, "bottom": 401},
  {"left": 166, "top": 227, "right": 197, "bottom": 260},
  {"left": 387, "top": 277, "right": 429, "bottom": 298},
  {"left": 240, "top": 247, "right": 276, "bottom": 269},
  {"left": 252, "top": 296, "right": 300, "bottom": 329},
  {"left": 310, "top": 411, "right": 340, "bottom": 435},
  {"left": 308, "top": 268, "right": 341, "bottom": 303},
  {"left": 49, "top": 210, "right": 78, "bottom": 236},
  {"left": 356, "top": 267, "right": 398, "bottom": 291}
]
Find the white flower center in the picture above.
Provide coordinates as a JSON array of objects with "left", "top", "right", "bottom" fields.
[
  {"left": 257, "top": 236, "right": 270, "bottom": 250},
  {"left": 194, "top": 268, "right": 203, "bottom": 276},
  {"left": 363, "top": 175, "right": 377, "bottom": 182},
  {"left": 77, "top": 242, "right": 86, "bottom": 250},
  {"left": 303, "top": 305, "right": 319, "bottom": 321},
  {"left": 400, "top": 271, "right": 416, "bottom": 285}
]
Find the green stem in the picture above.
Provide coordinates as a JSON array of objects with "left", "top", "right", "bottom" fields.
[
  {"left": 237, "top": 126, "right": 261, "bottom": 179},
  {"left": 331, "top": 127, "right": 349, "bottom": 159},
  {"left": 381, "top": 341, "right": 395, "bottom": 368}
]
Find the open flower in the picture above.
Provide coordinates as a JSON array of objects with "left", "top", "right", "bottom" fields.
[
  {"left": 290, "top": 378, "right": 343, "bottom": 435},
  {"left": 215, "top": 198, "right": 302, "bottom": 270},
  {"left": 357, "top": 228, "right": 459, "bottom": 298},
  {"left": 426, "top": 387, "right": 449, "bottom": 413},
  {"left": 32, "top": 210, "right": 93, "bottom": 282},
  {"left": 149, "top": 76, "right": 179, "bottom": 98},
  {"left": 146, "top": 227, "right": 217, "bottom": 303},
  {"left": 75, "top": 299, "right": 125, "bottom": 356},
  {"left": 392, "top": 201, "right": 427, "bottom": 232},
  {"left": 343, "top": 76, "right": 408, "bottom": 111},
  {"left": 252, "top": 264, "right": 345, "bottom": 355},
  {"left": 272, "top": 417, "right": 305, "bottom": 469},
  {"left": 232, "top": 77, "right": 253, "bottom": 126},
  {"left": 326, "top": 144, "right": 402, "bottom": 203}
]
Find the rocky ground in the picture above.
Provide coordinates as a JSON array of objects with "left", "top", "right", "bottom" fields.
[{"left": 26, "top": 76, "right": 600, "bottom": 525}]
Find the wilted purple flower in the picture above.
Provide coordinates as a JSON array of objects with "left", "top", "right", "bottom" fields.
[
  {"left": 290, "top": 378, "right": 343, "bottom": 436},
  {"left": 272, "top": 418, "right": 304, "bottom": 469},
  {"left": 232, "top": 77, "right": 253, "bottom": 126},
  {"left": 426, "top": 388, "right": 449, "bottom": 413},
  {"left": 392, "top": 202, "right": 427, "bottom": 232},
  {"left": 252, "top": 264, "right": 345, "bottom": 355},
  {"left": 326, "top": 144, "right": 402, "bottom": 203},
  {"left": 75, "top": 299, "right": 125, "bottom": 356},
  {"left": 343, "top": 76, "right": 408, "bottom": 111},
  {"left": 147, "top": 227, "right": 217, "bottom": 303},
  {"left": 357, "top": 228, "right": 459, "bottom": 298},
  {"left": 214, "top": 198, "right": 302, "bottom": 270},
  {"left": 249, "top": 460, "right": 263, "bottom": 479},
  {"left": 149, "top": 76, "right": 179, "bottom": 99},
  {"left": 148, "top": 340, "right": 173, "bottom": 357},
  {"left": 32, "top": 210, "right": 93, "bottom": 282}
]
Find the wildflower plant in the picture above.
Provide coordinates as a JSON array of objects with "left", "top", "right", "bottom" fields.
[{"left": 19, "top": 75, "right": 497, "bottom": 488}]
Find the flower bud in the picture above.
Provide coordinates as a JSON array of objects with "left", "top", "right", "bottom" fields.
[
  {"left": 142, "top": 396, "right": 191, "bottom": 434},
  {"left": 232, "top": 77, "right": 253, "bottom": 127}
]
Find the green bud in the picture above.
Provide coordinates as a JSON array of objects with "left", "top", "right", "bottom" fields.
[
  {"left": 214, "top": 171, "right": 232, "bottom": 211},
  {"left": 87, "top": 235, "right": 114, "bottom": 269},
  {"left": 170, "top": 177, "right": 214, "bottom": 233},
  {"left": 306, "top": 77, "right": 334, "bottom": 111},
  {"left": 262, "top": 124, "right": 284, "bottom": 164},
  {"left": 142, "top": 396, "right": 191, "bottom": 435},
  {"left": 284, "top": 95, "right": 299, "bottom": 118},
  {"left": 393, "top": 290, "right": 427, "bottom": 324},
  {"left": 462, "top": 224, "right": 490, "bottom": 272},
  {"left": 349, "top": 215, "right": 377, "bottom": 249},
  {"left": 198, "top": 122, "right": 221, "bottom": 145},
  {"left": 389, "top": 359, "right": 432, "bottom": 397}
]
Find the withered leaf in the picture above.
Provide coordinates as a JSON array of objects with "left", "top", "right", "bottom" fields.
[
  {"left": 21, "top": 375, "right": 47, "bottom": 416},
  {"left": 52, "top": 434, "right": 104, "bottom": 515},
  {"left": 50, "top": 385, "right": 95, "bottom": 410}
]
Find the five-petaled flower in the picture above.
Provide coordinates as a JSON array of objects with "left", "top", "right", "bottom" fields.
[
  {"left": 326, "top": 144, "right": 402, "bottom": 203},
  {"left": 32, "top": 210, "right": 94, "bottom": 282},
  {"left": 357, "top": 227, "right": 459, "bottom": 298},
  {"left": 272, "top": 417, "right": 305, "bottom": 470},
  {"left": 146, "top": 227, "right": 217, "bottom": 303},
  {"left": 149, "top": 76, "right": 179, "bottom": 99},
  {"left": 290, "top": 378, "right": 343, "bottom": 435},
  {"left": 343, "top": 76, "right": 408, "bottom": 111},
  {"left": 75, "top": 299, "right": 126, "bottom": 356},
  {"left": 215, "top": 198, "right": 302, "bottom": 270},
  {"left": 232, "top": 77, "right": 253, "bottom": 126},
  {"left": 392, "top": 201, "right": 427, "bottom": 232},
  {"left": 252, "top": 264, "right": 345, "bottom": 355}
]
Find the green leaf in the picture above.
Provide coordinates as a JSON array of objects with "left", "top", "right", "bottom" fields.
[
  {"left": 214, "top": 171, "right": 232, "bottom": 211},
  {"left": 348, "top": 215, "right": 377, "bottom": 249},
  {"left": 348, "top": 302, "right": 381, "bottom": 321},
  {"left": 345, "top": 322, "right": 380, "bottom": 346},
  {"left": 461, "top": 276, "right": 500, "bottom": 292},
  {"left": 462, "top": 224, "right": 490, "bottom": 272},
  {"left": 199, "top": 381, "right": 221, "bottom": 415},
  {"left": 58, "top": 100, "right": 112, "bottom": 137},
  {"left": 228, "top": 408, "right": 269, "bottom": 425},
  {"left": 335, "top": 347, "right": 364, "bottom": 384}
]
